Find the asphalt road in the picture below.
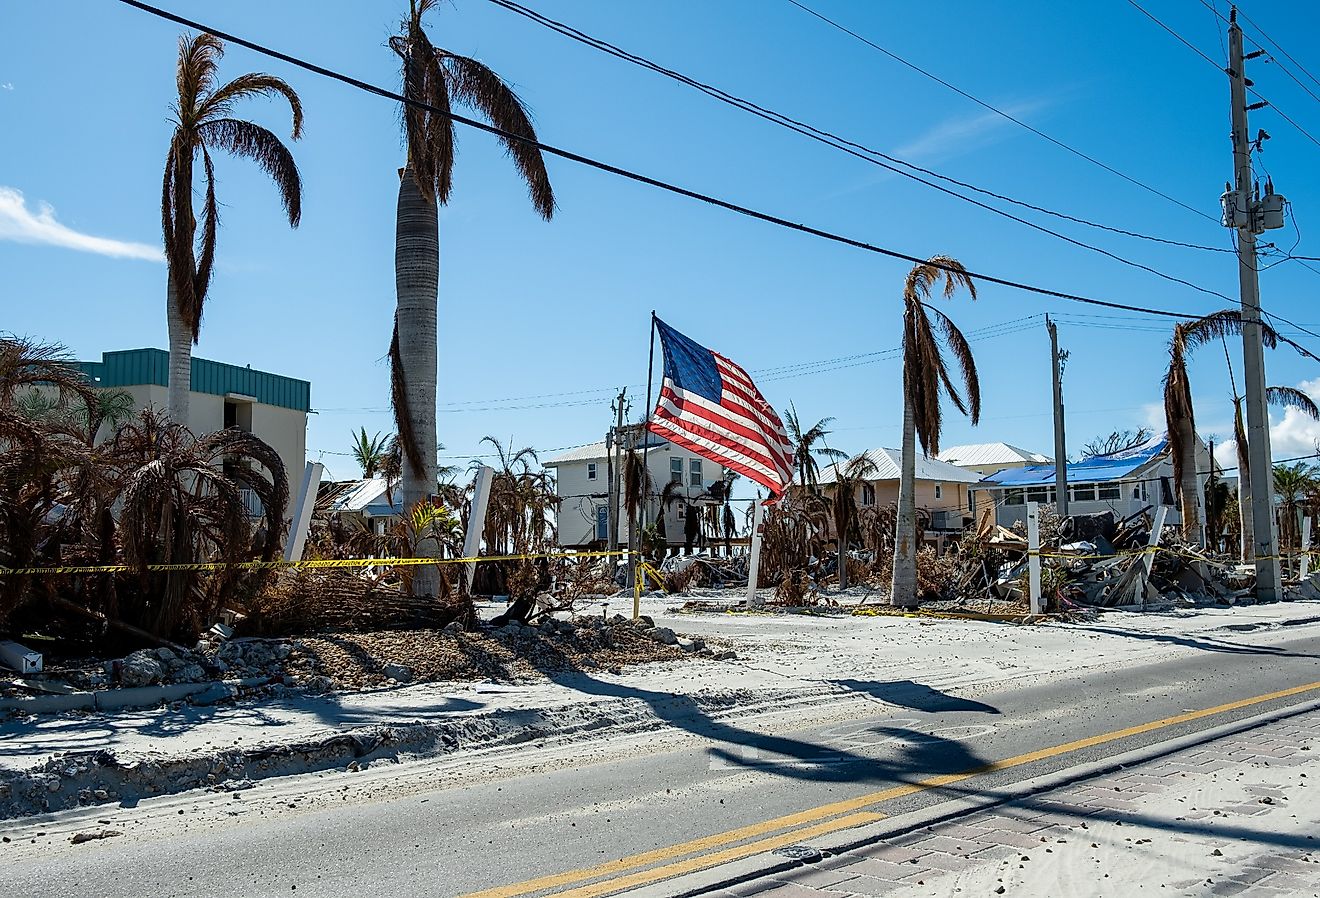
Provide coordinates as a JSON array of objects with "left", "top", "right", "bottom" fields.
[{"left": 5, "top": 626, "right": 1320, "bottom": 898}]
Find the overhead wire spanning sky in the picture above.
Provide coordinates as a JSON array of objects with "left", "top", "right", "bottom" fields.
[{"left": 2, "top": 0, "right": 1320, "bottom": 480}]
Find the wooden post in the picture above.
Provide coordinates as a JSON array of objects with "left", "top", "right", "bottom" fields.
[
  {"left": 464, "top": 465, "right": 495, "bottom": 595},
  {"left": 746, "top": 500, "right": 765, "bottom": 607},
  {"left": 1026, "top": 501, "right": 1042, "bottom": 615}
]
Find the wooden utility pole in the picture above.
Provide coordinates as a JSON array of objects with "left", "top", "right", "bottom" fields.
[{"left": 1047, "top": 316, "right": 1068, "bottom": 518}]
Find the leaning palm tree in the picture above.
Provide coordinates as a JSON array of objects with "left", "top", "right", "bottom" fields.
[
  {"left": 388, "top": 0, "right": 554, "bottom": 597},
  {"left": 890, "top": 257, "right": 980, "bottom": 608},
  {"left": 162, "top": 33, "right": 303, "bottom": 422},
  {"left": 1273, "top": 461, "right": 1317, "bottom": 550},
  {"left": 1232, "top": 385, "right": 1320, "bottom": 558},
  {"left": 783, "top": 402, "right": 847, "bottom": 494},
  {"left": 1162, "top": 310, "right": 1272, "bottom": 548}
]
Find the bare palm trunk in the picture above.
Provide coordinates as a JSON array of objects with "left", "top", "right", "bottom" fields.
[
  {"left": 395, "top": 167, "right": 440, "bottom": 597},
  {"left": 166, "top": 273, "right": 192, "bottom": 423},
  {"left": 1174, "top": 419, "right": 1203, "bottom": 546},
  {"left": 890, "top": 396, "right": 919, "bottom": 607},
  {"left": 1236, "top": 419, "right": 1254, "bottom": 561}
]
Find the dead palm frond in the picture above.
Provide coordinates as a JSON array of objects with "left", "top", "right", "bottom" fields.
[
  {"left": 901, "top": 258, "right": 980, "bottom": 457},
  {"left": 163, "top": 32, "right": 303, "bottom": 340}
]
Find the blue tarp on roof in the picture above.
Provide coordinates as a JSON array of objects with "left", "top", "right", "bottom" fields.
[{"left": 980, "top": 439, "right": 1168, "bottom": 488}]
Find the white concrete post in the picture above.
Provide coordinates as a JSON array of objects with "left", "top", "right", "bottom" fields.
[
  {"left": 1026, "top": 501, "right": 1042, "bottom": 615},
  {"left": 1300, "top": 517, "right": 1313, "bottom": 580},
  {"left": 464, "top": 465, "right": 495, "bottom": 595},
  {"left": 284, "top": 462, "right": 323, "bottom": 563},
  {"left": 1144, "top": 505, "right": 1169, "bottom": 578},
  {"left": 746, "top": 501, "right": 765, "bottom": 608}
]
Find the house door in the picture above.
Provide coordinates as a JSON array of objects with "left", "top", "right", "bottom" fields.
[{"left": 596, "top": 505, "right": 609, "bottom": 542}]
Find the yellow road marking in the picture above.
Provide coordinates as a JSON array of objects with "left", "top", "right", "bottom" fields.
[{"left": 463, "top": 678, "right": 1320, "bottom": 898}]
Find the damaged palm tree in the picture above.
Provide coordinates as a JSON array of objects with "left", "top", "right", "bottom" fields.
[
  {"left": 828, "top": 453, "right": 879, "bottom": 590},
  {"left": 388, "top": 0, "right": 554, "bottom": 597},
  {"left": 1231, "top": 385, "right": 1318, "bottom": 558},
  {"left": 891, "top": 257, "right": 980, "bottom": 609},
  {"left": 162, "top": 33, "right": 303, "bottom": 421},
  {"left": 783, "top": 403, "right": 846, "bottom": 494},
  {"left": 1163, "top": 310, "right": 1274, "bottom": 548}
]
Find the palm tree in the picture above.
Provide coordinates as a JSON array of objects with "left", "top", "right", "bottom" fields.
[
  {"left": 1232, "top": 386, "right": 1320, "bottom": 558},
  {"left": 162, "top": 33, "right": 303, "bottom": 422},
  {"left": 1273, "top": 461, "right": 1317, "bottom": 550},
  {"left": 829, "top": 454, "right": 879, "bottom": 590},
  {"left": 1163, "top": 310, "right": 1264, "bottom": 547},
  {"left": 351, "top": 428, "right": 390, "bottom": 478},
  {"left": 783, "top": 402, "right": 846, "bottom": 493},
  {"left": 890, "top": 257, "right": 980, "bottom": 608},
  {"left": 388, "top": 0, "right": 554, "bottom": 597}
]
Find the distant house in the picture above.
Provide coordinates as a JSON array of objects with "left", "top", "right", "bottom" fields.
[
  {"left": 974, "top": 437, "right": 1213, "bottom": 529},
  {"left": 77, "top": 348, "right": 309, "bottom": 523},
  {"left": 816, "top": 448, "right": 982, "bottom": 533},
  {"left": 938, "top": 442, "right": 1051, "bottom": 477},
  {"left": 318, "top": 478, "right": 403, "bottom": 535},
  {"left": 544, "top": 435, "right": 728, "bottom": 549}
]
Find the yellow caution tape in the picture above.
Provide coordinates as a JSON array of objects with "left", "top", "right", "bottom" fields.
[{"left": 0, "top": 549, "right": 629, "bottom": 577}]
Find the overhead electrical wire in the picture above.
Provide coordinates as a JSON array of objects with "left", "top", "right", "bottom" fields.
[
  {"left": 1125, "top": 0, "right": 1320, "bottom": 150},
  {"left": 487, "top": 0, "right": 1233, "bottom": 260},
  {"left": 1193, "top": 0, "right": 1320, "bottom": 107},
  {"left": 112, "top": 0, "right": 1240, "bottom": 325},
  {"left": 782, "top": 0, "right": 1220, "bottom": 225}
]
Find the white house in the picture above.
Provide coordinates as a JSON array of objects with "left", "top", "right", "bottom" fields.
[
  {"left": 77, "top": 348, "right": 309, "bottom": 522},
  {"left": 544, "top": 435, "right": 728, "bottom": 549},
  {"left": 318, "top": 478, "right": 403, "bottom": 535},
  {"left": 974, "top": 437, "right": 1213, "bottom": 529},
  {"left": 938, "top": 442, "right": 1052, "bottom": 477}
]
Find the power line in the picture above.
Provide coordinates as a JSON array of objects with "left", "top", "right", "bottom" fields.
[
  {"left": 1126, "top": 0, "right": 1320, "bottom": 151},
  {"left": 110, "top": 0, "right": 1232, "bottom": 324},
  {"left": 488, "top": 0, "right": 1233, "bottom": 260},
  {"left": 782, "top": 0, "right": 1220, "bottom": 225},
  {"left": 1195, "top": 0, "right": 1320, "bottom": 106}
]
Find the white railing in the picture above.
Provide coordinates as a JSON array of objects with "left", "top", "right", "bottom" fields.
[{"left": 238, "top": 488, "right": 264, "bottom": 519}]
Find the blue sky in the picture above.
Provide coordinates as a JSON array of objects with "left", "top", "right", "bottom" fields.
[{"left": 4, "top": 0, "right": 1320, "bottom": 489}]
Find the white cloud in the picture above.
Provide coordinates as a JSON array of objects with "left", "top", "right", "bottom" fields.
[
  {"left": 1207, "top": 377, "right": 1320, "bottom": 468},
  {"left": 0, "top": 186, "right": 162, "bottom": 262},
  {"left": 891, "top": 99, "right": 1052, "bottom": 163},
  {"left": 1, "top": 83, "right": 13, "bottom": 91}
]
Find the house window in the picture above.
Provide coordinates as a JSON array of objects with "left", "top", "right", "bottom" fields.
[
  {"left": 1026, "top": 487, "right": 1053, "bottom": 505},
  {"left": 1098, "top": 484, "right": 1122, "bottom": 500},
  {"left": 1160, "top": 477, "right": 1174, "bottom": 505},
  {"left": 1004, "top": 489, "right": 1024, "bottom": 506},
  {"left": 1072, "top": 484, "right": 1096, "bottom": 502},
  {"left": 968, "top": 491, "right": 976, "bottom": 513},
  {"left": 934, "top": 483, "right": 943, "bottom": 500},
  {"left": 670, "top": 457, "right": 683, "bottom": 484},
  {"left": 862, "top": 483, "right": 876, "bottom": 506},
  {"left": 689, "top": 458, "right": 703, "bottom": 488},
  {"left": 587, "top": 463, "right": 598, "bottom": 481},
  {"left": 676, "top": 503, "right": 686, "bottom": 520}
]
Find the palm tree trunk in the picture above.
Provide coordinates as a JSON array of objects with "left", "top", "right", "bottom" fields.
[
  {"left": 1236, "top": 418, "right": 1254, "bottom": 561},
  {"left": 166, "top": 273, "right": 192, "bottom": 423},
  {"left": 890, "top": 396, "right": 919, "bottom": 607},
  {"left": 1175, "top": 420, "right": 1203, "bottom": 547},
  {"left": 395, "top": 167, "right": 440, "bottom": 597}
]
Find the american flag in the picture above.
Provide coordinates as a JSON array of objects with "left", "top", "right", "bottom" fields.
[{"left": 647, "top": 317, "right": 795, "bottom": 500}]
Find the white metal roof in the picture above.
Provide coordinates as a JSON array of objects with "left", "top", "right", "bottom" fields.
[
  {"left": 937, "top": 442, "right": 1052, "bottom": 467},
  {"left": 543, "top": 436, "right": 668, "bottom": 466},
  {"left": 815, "top": 448, "right": 983, "bottom": 485}
]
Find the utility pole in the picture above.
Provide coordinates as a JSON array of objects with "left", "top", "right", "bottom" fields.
[
  {"left": 1227, "top": 11, "right": 1283, "bottom": 601},
  {"left": 607, "top": 388, "right": 626, "bottom": 555},
  {"left": 1047, "top": 316, "right": 1068, "bottom": 518}
]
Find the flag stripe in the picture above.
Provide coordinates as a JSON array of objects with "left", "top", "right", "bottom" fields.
[
  {"left": 659, "top": 382, "right": 794, "bottom": 477},
  {"left": 655, "top": 393, "right": 784, "bottom": 478},
  {"left": 648, "top": 417, "right": 784, "bottom": 488}
]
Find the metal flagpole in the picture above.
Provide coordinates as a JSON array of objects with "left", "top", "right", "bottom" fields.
[{"left": 635, "top": 312, "right": 658, "bottom": 620}]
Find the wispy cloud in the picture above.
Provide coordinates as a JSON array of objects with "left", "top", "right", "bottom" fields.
[
  {"left": 1210, "top": 376, "right": 1320, "bottom": 467},
  {"left": 0, "top": 186, "right": 161, "bottom": 261},
  {"left": 891, "top": 99, "right": 1052, "bottom": 164},
  {"left": 1, "top": 83, "right": 13, "bottom": 91}
]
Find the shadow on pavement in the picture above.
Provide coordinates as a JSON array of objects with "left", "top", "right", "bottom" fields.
[
  {"left": 1072, "top": 624, "right": 1320, "bottom": 660},
  {"left": 831, "top": 679, "right": 1001, "bottom": 714}
]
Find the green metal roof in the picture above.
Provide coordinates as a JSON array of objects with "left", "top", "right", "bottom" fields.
[{"left": 77, "top": 348, "right": 311, "bottom": 412}]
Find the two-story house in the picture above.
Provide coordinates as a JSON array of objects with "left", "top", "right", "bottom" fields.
[{"left": 544, "top": 435, "right": 728, "bottom": 549}]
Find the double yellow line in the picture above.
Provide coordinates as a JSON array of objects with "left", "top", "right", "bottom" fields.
[{"left": 464, "top": 679, "right": 1320, "bottom": 898}]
